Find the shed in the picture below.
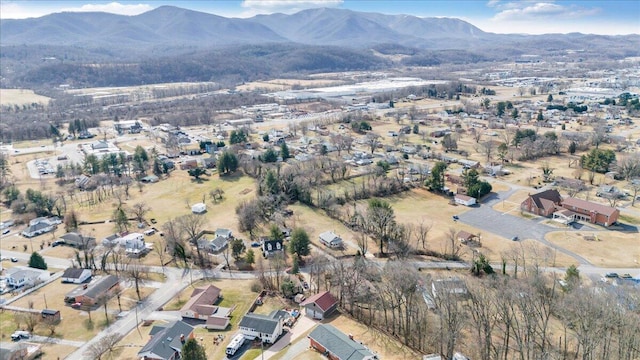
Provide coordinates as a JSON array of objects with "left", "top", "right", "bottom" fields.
[
  {"left": 318, "top": 231, "right": 343, "bottom": 248},
  {"left": 61, "top": 268, "right": 92, "bottom": 284},
  {"left": 454, "top": 194, "right": 476, "bottom": 206},
  {"left": 41, "top": 309, "right": 61, "bottom": 323},
  {"left": 191, "top": 203, "right": 207, "bottom": 214}
]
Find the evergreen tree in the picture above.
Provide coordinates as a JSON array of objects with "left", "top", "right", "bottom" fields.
[
  {"left": 289, "top": 228, "right": 311, "bottom": 258},
  {"left": 280, "top": 141, "right": 290, "bottom": 159},
  {"left": 181, "top": 338, "right": 206, "bottom": 360},
  {"left": 29, "top": 252, "right": 48, "bottom": 270}
]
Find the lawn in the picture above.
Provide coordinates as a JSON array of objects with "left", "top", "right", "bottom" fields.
[
  {"left": 546, "top": 230, "right": 640, "bottom": 267},
  {"left": 39, "top": 344, "right": 78, "bottom": 360},
  {"left": 0, "top": 88, "right": 51, "bottom": 106}
]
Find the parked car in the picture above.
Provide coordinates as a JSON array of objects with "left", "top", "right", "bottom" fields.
[
  {"left": 71, "top": 302, "right": 82, "bottom": 309},
  {"left": 10, "top": 257, "right": 18, "bottom": 262},
  {"left": 605, "top": 273, "right": 619, "bottom": 278},
  {"left": 11, "top": 331, "right": 30, "bottom": 341},
  {"left": 1, "top": 228, "right": 9, "bottom": 235},
  {"left": 621, "top": 273, "right": 633, "bottom": 279},
  {"left": 452, "top": 215, "right": 459, "bottom": 220},
  {"left": 511, "top": 236, "right": 519, "bottom": 241},
  {"left": 52, "top": 240, "right": 65, "bottom": 247}
]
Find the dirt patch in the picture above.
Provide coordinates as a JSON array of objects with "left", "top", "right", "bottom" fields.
[{"left": 239, "top": 188, "right": 253, "bottom": 195}]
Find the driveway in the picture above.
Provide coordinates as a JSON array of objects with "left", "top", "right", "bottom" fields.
[
  {"left": 263, "top": 315, "right": 316, "bottom": 360},
  {"left": 457, "top": 187, "right": 593, "bottom": 265}
]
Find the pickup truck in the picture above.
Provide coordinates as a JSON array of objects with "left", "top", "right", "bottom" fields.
[{"left": 11, "top": 331, "right": 30, "bottom": 341}]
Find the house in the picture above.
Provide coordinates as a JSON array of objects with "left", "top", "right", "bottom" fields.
[
  {"left": 454, "top": 194, "right": 476, "bottom": 206},
  {"left": 61, "top": 268, "right": 92, "bottom": 284},
  {"left": 180, "top": 285, "right": 231, "bottom": 330},
  {"left": 207, "top": 236, "right": 229, "bottom": 254},
  {"left": 121, "top": 233, "right": 151, "bottom": 256},
  {"left": 4, "top": 266, "right": 50, "bottom": 289},
  {"left": 319, "top": 231, "right": 343, "bottom": 249},
  {"left": 553, "top": 176, "right": 586, "bottom": 191},
  {"left": 261, "top": 238, "right": 283, "bottom": 257},
  {"left": 561, "top": 197, "right": 620, "bottom": 227},
  {"left": 596, "top": 185, "right": 624, "bottom": 199},
  {"left": 308, "top": 324, "right": 376, "bottom": 360},
  {"left": 180, "top": 159, "right": 198, "bottom": 170},
  {"left": 138, "top": 320, "right": 195, "bottom": 360},
  {"left": 457, "top": 231, "right": 479, "bottom": 245},
  {"left": 65, "top": 275, "right": 120, "bottom": 305},
  {"left": 238, "top": 311, "right": 286, "bottom": 344},
  {"left": 41, "top": 309, "right": 61, "bottom": 323},
  {"left": 21, "top": 218, "right": 55, "bottom": 238},
  {"left": 215, "top": 228, "right": 233, "bottom": 239},
  {"left": 191, "top": 203, "right": 207, "bottom": 214},
  {"left": 520, "top": 189, "right": 563, "bottom": 217},
  {"left": 431, "top": 278, "right": 469, "bottom": 299},
  {"left": 300, "top": 291, "right": 339, "bottom": 320},
  {"left": 59, "top": 232, "right": 96, "bottom": 249},
  {"left": 0, "top": 342, "right": 41, "bottom": 360}
]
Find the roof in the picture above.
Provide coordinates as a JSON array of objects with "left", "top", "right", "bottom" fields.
[
  {"left": 62, "top": 268, "right": 90, "bottom": 279},
  {"left": 562, "top": 197, "right": 619, "bottom": 217},
  {"left": 138, "top": 321, "right": 194, "bottom": 360},
  {"left": 300, "top": 291, "right": 338, "bottom": 312},
  {"left": 67, "top": 275, "right": 119, "bottom": 300},
  {"left": 5, "top": 266, "right": 49, "bottom": 280},
  {"left": 181, "top": 285, "right": 221, "bottom": 316},
  {"left": 42, "top": 309, "right": 59, "bottom": 315},
  {"left": 215, "top": 228, "right": 232, "bottom": 238},
  {"left": 60, "top": 233, "right": 95, "bottom": 246},
  {"left": 210, "top": 236, "right": 228, "bottom": 249},
  {"left": 23, "top": 222, "right": 52, "bottom": 233},
  {"left": 432, "top": 278, "right": 468, "bottom": 297},
  {"left": 528, "top": 189, "right": 562, "bottom": 210},
  {"left": 319, "top": 231, "right": 341, "bottom": 243},
  {"left": 308, "top": 324, "right": 375, "bottom": 360},
  {"left": 239, "top": 313, "right": 281, "bottom": 334},
  {"left": 456, "top": 230, "right": 476, "bottom": 241},
  {"left": 455, "top": 194, "right": 475, "bottom": 202}
]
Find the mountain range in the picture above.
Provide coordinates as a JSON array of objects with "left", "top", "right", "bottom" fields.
[{"left": 1, "top": 6, "right": 639, "bottom": 88}]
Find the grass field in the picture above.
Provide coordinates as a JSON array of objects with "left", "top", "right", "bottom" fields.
[
  {"left": 546, "top": 230, "right": 640, "bottom": 267},
  {"left": 0, "top": 89, "right": 51, "bottom": 106}
]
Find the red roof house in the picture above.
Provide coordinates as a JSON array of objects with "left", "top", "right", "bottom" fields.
[{"left": 300, "top": 291, "right": 338, "bottom": 320}]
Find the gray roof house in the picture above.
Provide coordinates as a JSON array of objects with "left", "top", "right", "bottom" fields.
[
  {"left": 208, "top": 236, "right": 229, "bottom": 253},
  {"left": 319, "top": 231, "right": 343, "bottom": 248},
  {"left": 21, "top": 221, "right": 55, "bottom": 238},
  {"left": 308, "top": 324, "right": 376, "bottom": 360},
  {"left": 4, "top": 266, "right": 50, "bottom": 289},
  {"left": 138, "top": 320, "right": 195, "bottom": 360},
  {"left": 61, "top": 268, "right": 92, "bottom": 284},
  {"left": 60, "top": 233, "right": 96, "bottom": 249},
  {"left": 239, "top": 311, "right": 286, "bottom": 344},
  {"left": 215, "top": 228, "right": 233, "bottom": 239}
]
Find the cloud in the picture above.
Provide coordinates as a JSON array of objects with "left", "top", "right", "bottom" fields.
[
  {"left": 61, "top": 2, "right": 153, "bottom": 16},
  {"left": 239, "top": 0, "right": 343, "bottom": 16},
  {"left": 490, "top": 1, "right": 600, "bottom": 21},
  {"left": 0, "top": 2, "right": 54, "bottom": 19}
]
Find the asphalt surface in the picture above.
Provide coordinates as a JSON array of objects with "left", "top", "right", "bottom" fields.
[{"left": 457, "top": 185, "right": 593, "bottom": 265}]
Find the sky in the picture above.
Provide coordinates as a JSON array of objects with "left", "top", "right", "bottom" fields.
[{"left": 0, "top": 0, "right": 638, "bottom": 35}]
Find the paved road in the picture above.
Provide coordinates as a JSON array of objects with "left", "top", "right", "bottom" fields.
[
  {"left": 30, "top": 335, "right": 86, "bottom": 347},
  {"left": 457, "top": 184, "right": 593, "bottom": 265}
]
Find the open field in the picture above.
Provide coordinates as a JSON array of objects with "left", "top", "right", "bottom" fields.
[
  {"left": 237, "top": 78, "right": 345, "bottom": 92},
  {"left": 546, "top": 230, "right": 640, "bottom": 267},
  {"left": 0, "top": 89, "right": 51, "bottom": 106}
]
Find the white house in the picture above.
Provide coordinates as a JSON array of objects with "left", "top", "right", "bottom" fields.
[
  {"left": 21, "top": 218, "right": 56, "bottom": 238},
  {"left": 238, "top": 311, "right": 286, "bottom": 344},
  {"left": 4, "top": 266, "right": 50, "bottom": 289},
  {"left": 454, "top": 194, "right": 477, "bottom": 207},
  {"left": 318, "top": 231, "right": 343, "bottom": 248},
  {"left": 61, "top": 268, "right": 92, "bottom": 284},
  {"left": 191, "top": 203, "right": 207, "bottom": 214}
]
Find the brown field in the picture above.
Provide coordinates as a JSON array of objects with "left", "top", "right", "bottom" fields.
[
  {"left": 546, "top": 230, "right": 640, "bottom": 267},
  {"left": 39, "top": 343, "right": 78, "bottom": 360},
  {"left": 236, "top": 78, "right": 344, "bottom": 92},
  {"left": 0, "top": 89, "right": 51, "bottom": 106}
]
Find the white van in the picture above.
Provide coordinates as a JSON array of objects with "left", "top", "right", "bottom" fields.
[{"left": 143, "top": 229, "right": 156, "bottom": 236}]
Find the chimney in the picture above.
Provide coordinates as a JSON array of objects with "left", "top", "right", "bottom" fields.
[{"left": 180, "top": 334, "right": 185, "bottom": 343}]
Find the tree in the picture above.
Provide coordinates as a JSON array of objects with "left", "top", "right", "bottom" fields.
[
  {"left": 245, "top": 249, "right": 255, "bottom": 266},
  {"left": 547, "top": 94, "right": 554, "bottom": 102},
  {"left": 260, "top": 148, "right": 279, "bottom": 163},
  {"left": 85, "top": 332, "right": 121, "bottom": 360},
  {"left": 188, "top": 167, "right": 207, "bottom": 180},
  {"left": 442, "top": 134, "right": 458, "bottom": 152},
  {"left": 280, "top": 141, "right": 290, "bottom": 159},
  {"left": 511, "top": 108, "right": 519, "bottom": 120},
  {"left": 497, "top": 143, "right": 508, "bottom": 164},
  {"left": 496, "top": 101, "right": 506, "bottom": 117},
  {"left": 178, "top": 214, "right": 206, "bottom": 266},
  {"left": 113, "top": 205, "right": 129, "bottom": 232},
  {"left": 231, "top": 239, "right": 246, "bottom": 260},
  {"left": 537, "top": 109, "right": 544, "bottom": 121},
  {"left": 367, "top": 198, "right": 396, "bottom": 256},
  {"left": 236, "top": 200, "right": 261, "bottom": 238},
  {"left": 581, "top": 148, "right": 616, "bottom": 174},
  {"left": 229, "top": 129, "right": 247, "bottom": 144},
  {"left": 568, "top": 141, "right": 577, "bottom": 155},
  {"left": 263, "top": 133, "right": 269, "bottom": 142},
  {"left": 64, "top": 209, "right": 80, "bottom": 232},
  {"left": 125, "top": 258, "right": 147, "bottom": 300},
  {"left": 181, "top": 338, "right": 207, "bottom": 360},
  {"left": 426, "top": 161, "right": 447, "bottom": 192},
  {"left": 412, "top": 123, "right": 419, "bottom": 134},
  {"left": 364, "top": 133, "right": 380, "bottom": 154},
  {"left": 564, "top": 264, "right": 580, "bottom": 291},
  {"left": 28, "top": 252, "right": 47, "bottom": 270},
  {"left": 541, "top": 162, "right": 554, "bottom": 182},
  {"left": 269, "top": 223, "right": 284, "bottom": 241},
  {"left": 289, "top": 228, "right": 311, "bottom": 258},
  {"left": 217, "top": 151, "right": 238, "bottom": 175},
  {"left": 131, "top": 202, "right": 150, "bottom": 224}
]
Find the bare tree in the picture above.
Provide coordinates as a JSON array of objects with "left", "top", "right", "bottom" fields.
[
  {"left": 162, "top": 219, "right": 186, "bottom": 266},
  {"left": 415, "top": 219, "right": 433, "bottom": 250},
  {"left": 125, "top": 258, "right": 147, "bottom": 300},
  {"left": 131, "top": 202, "right": 150, "bottom": 224},
  {"left": 177, "top": 214, "right": 205, "bottom": 266},
  {"left": 84, "top": 332, "right": 121, "bottom": 360},
  {"left": 365, "top": 133, "right": 381, "bottom": 154},
  {"left": 435, "top": 279, "right": 467, "bottom": 359}
]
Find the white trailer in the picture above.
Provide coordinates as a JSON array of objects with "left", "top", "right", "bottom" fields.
[{"left": 226, "top": 333, "right": 246, "bottom": 357}]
